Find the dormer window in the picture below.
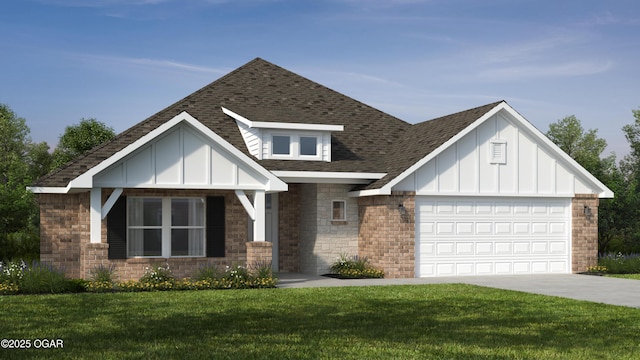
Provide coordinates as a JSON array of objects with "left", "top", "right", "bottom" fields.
[
  {"left": 272, "top": 135, "right": 291, "bottom": 155},
  {"left": 222, "top": 107, "right": 343, "bottom": 162},
  {"left": 268, "top": 133, "right": 322, "bottom": 160},
  {"left": 300, "top": 136, "right": 317, "bottom": 156}
]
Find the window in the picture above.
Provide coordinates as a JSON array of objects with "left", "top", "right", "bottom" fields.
[
  {"left": 127, "top": 197, "right": 205, "bottom": 257},
  {"left": 300, "top": 136, "right": 318, "bottom": 156},
  {"left": 332, "top": 200, "right": 346, "bottom": 221},
  {"left": 269, "top": 133, "right": 322, "bottom": 160},
  {"left": 272, "top": 135, "right": 291, "bottom": 155}
]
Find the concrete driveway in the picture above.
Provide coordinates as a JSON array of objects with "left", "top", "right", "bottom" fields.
[{"left": 276, "top": 273, "right": 640, "bottom": 308}]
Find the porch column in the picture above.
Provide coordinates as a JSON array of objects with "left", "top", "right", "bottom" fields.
[
  {"left": 90, "top": 187, "right": 102, "bottom": 244},
  {"left": 253, "top": 190, "right": 266, "bottom": 242}
]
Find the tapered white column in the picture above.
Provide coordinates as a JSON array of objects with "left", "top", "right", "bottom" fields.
[
  {"left": 90, "top": 187, "right": 102, "bottom": 244},
  {"left": 253, "top": 190, "right": 266, "bottom": 242}
]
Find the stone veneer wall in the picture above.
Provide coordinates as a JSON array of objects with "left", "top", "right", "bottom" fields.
[
  {"left": 278, "top": 184, "right": 300, "bottom": 272},
  {"left": 572, "top": 194, "right": 599, "bottom": 273},
  {"left": 358, "top": 192, "right": 415, "bottom": 278},
  {"left": 298, "top": 183, "right": 359, "bottom": 275},
  {"left": 39, "top": 189, "right": 251, "bottom": 281}
]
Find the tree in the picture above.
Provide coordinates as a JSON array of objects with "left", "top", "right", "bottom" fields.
[
  {"left": 546, "top": 115, "right": 614, "bottom": 181},
  {"left": 51, "top": 118, "right": 115, "bottom": 170},
  {"left": 0, "top": 104, "right": 40, "bottom": 260},
  {"left": 545, "top": 115, "right": 624, "bottom": 254}
]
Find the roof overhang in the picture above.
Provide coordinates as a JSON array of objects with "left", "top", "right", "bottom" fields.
[
  {"left": 272, "top": 171, "right": 386, "bottom": 184},
  {"left": 29, "top": 111, "right": 288, "bottom": 194},
  {"left": 222, "top": 107, "right": 344, "bottom": 132}
]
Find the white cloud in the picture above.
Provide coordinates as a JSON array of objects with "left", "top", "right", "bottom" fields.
[
  {"left": 74, "top": 53, "right": 229, "bottom": 75},
  {"left": 477, "top": 61, "right": 613, "bottom": 81}
]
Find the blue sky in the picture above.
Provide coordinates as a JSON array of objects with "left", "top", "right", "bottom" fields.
[{"left": 1, "top": 0, "right": 639, "bottom": 158}]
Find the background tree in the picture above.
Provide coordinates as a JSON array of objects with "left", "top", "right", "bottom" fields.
[
  {"left": 0, "top": 104, "right": 41, "bottom": 260},
  {"left": 51, "top": 118, "right": 115, "bottom": 170},
  {"left": 546, "top": 115, "right": 615, "bottom": 181},
  {"left": 545, "top": 115, "right": 622, "bottom": 254}
]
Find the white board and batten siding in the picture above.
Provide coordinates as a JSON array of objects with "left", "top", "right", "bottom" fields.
[
  {"left": 392, "top": 111, "right": 604, "bottom": 277},
  {"left": 94, "top": 123, "right": 268, "bottom": 189}
]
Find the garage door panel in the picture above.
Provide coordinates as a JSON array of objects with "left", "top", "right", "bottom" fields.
[
  {"left": 456, "top": 242, "right": 474, "bottom": 255},
  {"left": 549, "top": 241, "right": 567, "bottom": 254},
  {"left": 436, "top": 242, "right": 455, "bottom": 255},
  {"left": 513, "top": 242, "right": 530, "bottom": 254},
  {"left": 416, "top": 197, "right": 570, "bottom": 277},
  {"left": 514, "top": 262, "right": 530, "bottom": 273},
  {"left": 436, "top": 222, "right": 454, "bottom": 234},
  {"left": 495, "top": 242, "right": 512, "bottom": 254},
  {"left": 476, "top": 242, "right": 493, "bottom": 255}
]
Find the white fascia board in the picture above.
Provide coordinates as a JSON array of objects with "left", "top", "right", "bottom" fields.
[
  {"left": 27, "top": 186, "right": 71, "bottom": 194},
  {"left": 347, "top": 189, "right": 388, "bottom": 197},
  {"left": 272, "top": 171, "right": 386, "bottom": 184},
  {"left": 67, "top": 111, "right": 288, "bottom": 192},
  {"left": 380, "top": 102, "right": 506, "bottom": 194},
  {"left": 500, "top": 103, "right": 614, "bottom": 198},
  {"left": 222, "top": 106, "right": 343, "bottom": 132}
]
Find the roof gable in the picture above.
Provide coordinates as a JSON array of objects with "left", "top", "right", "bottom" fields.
[
  {"left": 32, "top": 111, "right": 287, "bottom": 193},
  {"left": 355, "top": 101, "right": 613, "bottom": 198}
]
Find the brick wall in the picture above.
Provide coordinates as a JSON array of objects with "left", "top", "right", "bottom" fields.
[
  {"left": 278, "top": 184, "right": 300, "bottom": 272},
  {"left": 39, "top": 189, "right": 253, "bottom": 280},
  {"left": 358, "top": 192, "right": 415, "bottom": 278},
  {"left": 246, "top": 241, "right": 273, "bottom": 267},
  {"left": 39, "top": 193, "right": 89, "bottom": 279},
  {"left": 572, "top": 194, "right": 599, "bottom": 273},
  {"left": 299, "top": 183, "right": 359, "bottom": 275}
]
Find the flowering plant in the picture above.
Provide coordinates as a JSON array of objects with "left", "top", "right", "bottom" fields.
[{"left": 329, "top": 254, "right": 384, "bottom": 279}]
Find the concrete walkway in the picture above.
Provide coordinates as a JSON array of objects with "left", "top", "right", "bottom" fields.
[{"left": 276, "top": 272, "right": 640, "bottom": 308}]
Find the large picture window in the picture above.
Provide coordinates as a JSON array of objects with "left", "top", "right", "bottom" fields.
[{"left": 127, "top": 197, "right": 206, "bottom": 257}]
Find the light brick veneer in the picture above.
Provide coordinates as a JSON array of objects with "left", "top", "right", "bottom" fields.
[
  {"left": 39, "top": 189, "right": 253, "bottom": 281},
  {"left": 358, "top": 192, "right": 415, "bottom": 278},
  {"left": 299, "top": 183, "right": 359, "bottom": 275},
  {"left": 572, "top": 194, "right": 599, "bottom": 273}
]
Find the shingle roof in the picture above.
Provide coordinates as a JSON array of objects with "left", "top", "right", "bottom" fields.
[
  {"left": 359, "top": 100, "right": 504, "bottom": 190},
  {"left": 34, "top": 58, "right": 501, "bottom": 191}
]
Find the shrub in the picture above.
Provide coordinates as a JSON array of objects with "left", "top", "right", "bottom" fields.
[
  {"left": 139, "top": 263, "right": 175, "bottom": 290},
  {"left": 19, "top": 261, "right": 70, "bottom": 294},
  {"left": 599, "top": 253, "right": 640, "bottom": 274},
  {"left": 193, "top": 264, "right": 224, "bottom": 281},
  {"left": 329, "top": 254, "right": 384, "bottom": 279}
]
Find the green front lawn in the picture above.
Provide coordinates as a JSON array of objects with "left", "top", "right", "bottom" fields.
[{"left": 1, "top": 284, "right": 639, "bottom": 359}]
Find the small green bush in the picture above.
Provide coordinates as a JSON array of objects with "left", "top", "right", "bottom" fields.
[
  {"left": 329, "top": 254, "right": 384, "bottom": 279},
  {"left": 17, "top": 261, "right": 70, "bottom": 294},
  {"left": 599, "top": 253, "right": 640, "bottom": 274}
]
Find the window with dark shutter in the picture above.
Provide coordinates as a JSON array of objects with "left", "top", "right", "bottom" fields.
[
  {"left": 206, "top": 196, "right": 226, "bottom": 257},
  {"left": 107, "top": 196, "right": 127, "bottom": 259}
]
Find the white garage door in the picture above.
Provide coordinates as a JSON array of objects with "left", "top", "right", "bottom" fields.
[{"left": 416, "top": 197, "right": 571, "bottom": 277}]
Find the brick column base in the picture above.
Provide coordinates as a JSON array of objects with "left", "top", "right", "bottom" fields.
[
  {"left": 246, "top": 241, "right": 273, "bottom": 268},
  {"left": 80, "top": 243, "right": 109, "bottom": 279}
]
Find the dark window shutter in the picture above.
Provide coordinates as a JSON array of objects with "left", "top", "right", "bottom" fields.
[
  {"left": 206, "top": 196, "right": 225, "bottom": 258},
  {"left": 107, "top": 196, "right": 127, "bottom": 259}
]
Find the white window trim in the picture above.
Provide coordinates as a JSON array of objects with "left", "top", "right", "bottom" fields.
[
  {"left": 267, "top": 131, "right": 323, "bottom": 161},
  {"left": 127, "top": 196, "right": 206, "bottom": 258},
  {"left": 331, "top": 200, "right": 347, "bottom": 221}
]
